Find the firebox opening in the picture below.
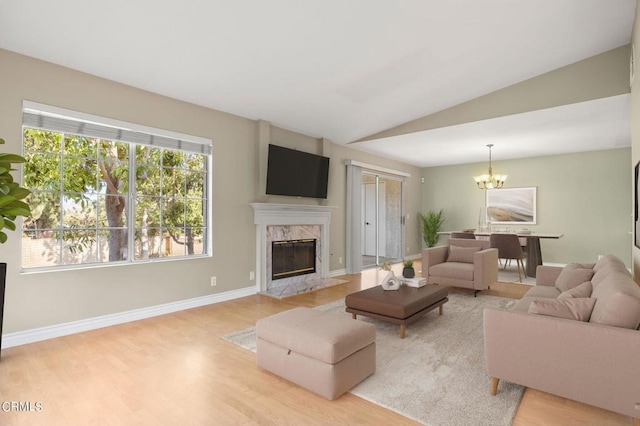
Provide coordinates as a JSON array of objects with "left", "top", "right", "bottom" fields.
[{"left": 271, "top": 239, "right": 316, "bottom": 280}]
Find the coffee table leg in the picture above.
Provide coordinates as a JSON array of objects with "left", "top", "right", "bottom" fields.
[
  {"left": 439, "top": 305, "right": 443, "bottom": 315},
  {"left": 400, "top": 324, "right": 406, "bottom": 339}
]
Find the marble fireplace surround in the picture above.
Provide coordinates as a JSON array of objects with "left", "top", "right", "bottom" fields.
[{"left": 251, "top": 203, "right": 333, "bottom": 295}]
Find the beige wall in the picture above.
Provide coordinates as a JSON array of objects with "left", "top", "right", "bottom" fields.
[
  {"left": 632, "top": 0, "right": 640, "bottom": 282},
  {"left": 422, "top": 148, "right": 632, "bottom": 266},
  {"left": 0, "top": 48, "right": 423, "bottom": 334}
]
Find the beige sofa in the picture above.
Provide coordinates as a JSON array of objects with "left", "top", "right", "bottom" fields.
[
  {"left": 421, "top": 238, "right": 498, "bottom": 296},
  {"left": 483, "top": 254, "right": 640, "bottom": 421}
]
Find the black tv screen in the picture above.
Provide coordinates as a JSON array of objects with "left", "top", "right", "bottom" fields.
[{"left": 266, "top": 144, "right": 330, "bottom": 199}]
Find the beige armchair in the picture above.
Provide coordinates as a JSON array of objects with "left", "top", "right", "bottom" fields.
[{"left": 421, "top": 238, "right": 498, "bottom": 296}]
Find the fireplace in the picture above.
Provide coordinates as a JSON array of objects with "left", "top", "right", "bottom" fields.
[
  {"left": 251, "top": 203, "right": 335, "bottom": 295},
  {"left": 271, "top": 239, "right": 317, "bottom": 280}
]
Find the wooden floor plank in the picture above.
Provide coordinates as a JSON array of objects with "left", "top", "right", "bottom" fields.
[{"left": 0, "top": 261, "right": 632, "bottom": 425}]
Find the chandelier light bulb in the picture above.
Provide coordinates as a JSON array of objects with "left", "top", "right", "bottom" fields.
[{"left": 473, "top": 144, "right": 507, "bottom": 189}]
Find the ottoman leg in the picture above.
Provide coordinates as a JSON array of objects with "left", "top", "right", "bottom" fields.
[
  {"left": 352, "top": 313, "right": 357, "bottom": 319},
  {"left": 400, "top": 324, "right": 406, "bottom": 339},
  {"left": 439, "top": 305, "right": 443, "bottom": 315}
]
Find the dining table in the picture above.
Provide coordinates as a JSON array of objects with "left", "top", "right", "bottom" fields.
[{"left": 443, "top": 231, "right": 564, "bottom": 277}]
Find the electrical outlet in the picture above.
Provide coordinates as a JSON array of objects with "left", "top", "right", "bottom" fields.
[
  {"left": 210, "top": 276, "right": 217, "bottom": 286},
  {"left": 250, "top": 271, "right": 255, "bottom": 280},
  {"left": 339, "top": 257, "right": 343, "bottom": 265}
]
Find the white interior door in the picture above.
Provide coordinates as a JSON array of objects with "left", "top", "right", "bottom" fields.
[{"left": 362, "top": 182, "right": 386, "bottom": 257}]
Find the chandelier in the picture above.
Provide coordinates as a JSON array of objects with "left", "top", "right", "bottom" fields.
[{"left": 473, "top": 144, "right": 507, "bottom": 189}]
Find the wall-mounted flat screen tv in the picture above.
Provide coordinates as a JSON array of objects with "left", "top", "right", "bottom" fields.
[{"left": 266, "top": 144, "right": 330, "bottom": 199}]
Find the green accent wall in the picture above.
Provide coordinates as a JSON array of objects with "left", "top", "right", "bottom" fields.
[{"left": 422, "top": 148, "right": 631, "bottom": 265}]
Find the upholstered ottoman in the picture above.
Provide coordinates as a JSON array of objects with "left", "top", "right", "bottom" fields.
[{"left": 256, "top": 307, "right": 376, "bottom": 400}]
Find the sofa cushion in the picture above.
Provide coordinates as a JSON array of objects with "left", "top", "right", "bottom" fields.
[
  {"left": 511, "top": 296, "right": 552, "bottom": 313},
  {"left": 447, "top": 245, "right": 480, "bottom": 264},
  {"left": 555, "top": 264, "right": 594, "bottom": 292},
  {"left": 528, "top": 298, "right": 596, "bottom": 322},
  {"left": 593, "top": 254, "right": 624, "bottom": 272},
  {"left": 591, "top": 262, "right": 631, "bottom": 287},
  {"left": 589, "top": 275, "right": 640, "bottom": 329},
  {"left": 523, "top": 286, "right": 562, "bottom": 299},
  {"left": 557, "top": 281, "right": 593, "bottom": 300}
]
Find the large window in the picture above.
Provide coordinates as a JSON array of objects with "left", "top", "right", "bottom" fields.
[{"left": 21, "top": 103, "right": 211, "bottom": 270}]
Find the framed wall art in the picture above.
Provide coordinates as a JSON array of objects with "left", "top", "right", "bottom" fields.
[{"left": 486, "top": 187, "right": 537, "bottom": 225}]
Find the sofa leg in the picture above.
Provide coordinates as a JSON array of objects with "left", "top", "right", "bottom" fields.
[
  {"left": 490, "top": 377, "right": 499, "bottom": 395},
  {"left": 474, "top": 290, "right": 479, "bottom": 297}
]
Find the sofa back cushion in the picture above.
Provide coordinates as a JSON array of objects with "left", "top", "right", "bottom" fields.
[
  {"left": 591, "top": 261, "right": 631, "bottom": 288},
  {"left": 447, "top": 245, "right": 480, "bottom": 264},
  {"left": 555, "top": 264, "right": 594, "bottom": 292},
  {"left": 589, "top": 273, "right": 640, "bottom": 329},
  {"left": 593, "top": 254, "right": 624, "bottom": 272},
  {"left": 447, "top": 238, "right": 490, "bottom": 250}
]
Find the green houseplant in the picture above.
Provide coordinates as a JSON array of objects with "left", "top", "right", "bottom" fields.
[
  {"left": 420, "top": 210, "right": 444, "bottom": 248},
  {"left": 402, "top": 259, "right": 415, "bottom": 278},
  {"left": 0, "top": 137, "right": 31, "bottom": 359}
]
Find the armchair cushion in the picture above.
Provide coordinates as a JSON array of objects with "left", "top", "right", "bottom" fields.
[
  {"left": 528, "top": 298, "right": 596, "bottom": 322},
  {"left": 430, "top": 262, "right": 474, "bottom": 281},
  {"left": 555, "top": 264, "right": 594, "bottom": 292},
  {"left": 557, "top": 281, "right": 593, "bottom": 299},
  {"left": 446, "top": 245, "right": 481, "bottom": 264}
]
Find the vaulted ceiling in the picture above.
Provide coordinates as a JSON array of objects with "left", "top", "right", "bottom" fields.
[{"left": 0, "top": 0, "right": 635, "bottom": 166}]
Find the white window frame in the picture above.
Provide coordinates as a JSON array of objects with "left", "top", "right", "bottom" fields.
[{"left": 21, "top": 101, "right": 213, "bottom": 271}]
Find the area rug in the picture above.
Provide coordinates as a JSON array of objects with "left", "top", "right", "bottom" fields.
[
  {"left": 498, "top": 263, "right": 536, "bottom": 285},
  {"left": 222, "top": 291, "right": 524, "bottom": 425}
]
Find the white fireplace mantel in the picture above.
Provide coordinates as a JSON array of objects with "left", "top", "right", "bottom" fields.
[{"left": 251, "top": 203, "right": 336, "bottom": 292}]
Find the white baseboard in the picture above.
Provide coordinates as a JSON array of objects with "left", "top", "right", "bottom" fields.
[
  {"left": 329, "top": 268, "right": 347, "bottom": 277},
  {"left": 2, "top": 286, "right": 257, "bottom": 349}
]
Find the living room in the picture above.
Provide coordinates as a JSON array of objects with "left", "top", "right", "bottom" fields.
[{"left": 1, "top": 1, "right": 639, "bottom": 425}]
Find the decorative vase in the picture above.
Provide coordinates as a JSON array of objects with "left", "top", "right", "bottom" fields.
[
  {"left": 402, "top": 267, "right": 415, "bottom": 278},
  {"left": 381, "top": 270, "right": 400, "bottom": 291}
]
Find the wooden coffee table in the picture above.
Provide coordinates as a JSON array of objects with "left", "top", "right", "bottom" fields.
[{"left": 345, "top": 284, "right": 449, "bottom": 338}]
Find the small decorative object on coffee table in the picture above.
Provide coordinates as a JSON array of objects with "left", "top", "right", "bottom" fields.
[
  {"left": 402, "top": 259, "right": 415, "bottom": 278},
  {"left": 380, "top": 262, "right": 400, "bottom": 291}
]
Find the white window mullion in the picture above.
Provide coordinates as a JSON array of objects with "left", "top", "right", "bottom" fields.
[{"left": 127, "top": 143, "right": 136, "bottom": 262}]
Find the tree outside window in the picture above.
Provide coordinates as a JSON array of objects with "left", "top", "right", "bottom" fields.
[{"left": 22, "top": 128, "right": 209, "bottom": 270}]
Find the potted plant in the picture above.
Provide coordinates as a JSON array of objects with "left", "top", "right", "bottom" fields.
[
  {"left": 0, "top": 137, "right": 31, "bottom": 359},
  {"left": 402, "top": 259, "right": 415, "bottom": 278},
  {"left": 420, "top": 210, "right": 444, "bottom": 248}
]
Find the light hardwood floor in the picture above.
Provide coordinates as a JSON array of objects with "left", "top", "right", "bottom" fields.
[{"left": 0, "top": 263, "right": 634, "bottom": 425}]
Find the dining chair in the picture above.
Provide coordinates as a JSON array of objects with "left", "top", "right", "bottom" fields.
[
  {"left": 489, "top": 233, "right": 527, "bottom": 282},
  {"left": 450, "top": 232, "right": 475, "bottom": 239}
]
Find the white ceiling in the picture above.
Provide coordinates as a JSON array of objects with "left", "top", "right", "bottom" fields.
[{"left": 0, "top": 0, "right": 635, "bottom": 166}]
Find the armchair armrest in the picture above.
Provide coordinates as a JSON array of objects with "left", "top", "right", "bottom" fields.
[
  {"left": 483, "top": 307, "right": 640, "bottom": 418},
  {"left": 421, "top": 246, "right": 448, "bottom": 278},
  {"left": 535, "top": 265, "right": 563, "bottom": 286},
  {"left": 473, "top": 248, "right": 498, "bottom": 290}
]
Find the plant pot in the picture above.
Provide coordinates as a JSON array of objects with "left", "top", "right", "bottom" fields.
[
  {"left": 402, "top": 267, "right": 415, "bottom": 278},
  {"left": 0, "top": 263, "right": 5, "bottom": 360}
]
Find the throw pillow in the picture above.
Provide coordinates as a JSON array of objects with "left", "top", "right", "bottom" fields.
[
  {"left": 447, "top": 245, "right": 480, "bottom": 264},
  {"left": 557, "top": 281, "right": 593, "bottom": 300},
  {"left": 528, "top": 298, "right": 596, "bottom": 322},
  {"left": 555, "top": 264, "right": 595, "bottom": 292}
]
